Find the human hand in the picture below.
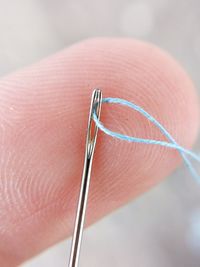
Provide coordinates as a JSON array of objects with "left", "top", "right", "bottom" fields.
[{"left": 0, "top": 38, "right": 199, "bottom": 266}]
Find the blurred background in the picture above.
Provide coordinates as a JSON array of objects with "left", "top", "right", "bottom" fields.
[{"left": 1, "top": 0, "right": 200, "bottom": 266}]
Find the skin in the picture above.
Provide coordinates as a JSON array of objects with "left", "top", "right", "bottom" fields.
[{"left": 0, "top": 38, "right": 199, "bottom": 266}]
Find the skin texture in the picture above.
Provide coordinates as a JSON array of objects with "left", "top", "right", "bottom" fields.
[{"left": 0, "top": 38, "right": 199, "bottom": 266}]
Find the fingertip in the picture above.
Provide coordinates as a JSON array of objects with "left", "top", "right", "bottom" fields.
[{"left": 0, "top": 37, "right": 199, "bottom": 265}]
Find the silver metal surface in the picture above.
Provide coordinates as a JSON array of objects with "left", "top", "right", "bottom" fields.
[{"left": 68, "top": 89, "right": 102, "bottom": 267}]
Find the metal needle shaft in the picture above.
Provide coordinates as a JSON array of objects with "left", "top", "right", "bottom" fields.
[{"left": 68, "top": 89, "right": 102, "bottom": 267}]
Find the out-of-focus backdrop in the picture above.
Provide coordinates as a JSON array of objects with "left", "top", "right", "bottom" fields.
[{"left": 1, "top": 0, "right": 200, "bottom": 266}]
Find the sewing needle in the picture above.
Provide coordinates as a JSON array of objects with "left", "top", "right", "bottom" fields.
[{"left": 68, "top": 89, "right": 102, "bottom": 267}]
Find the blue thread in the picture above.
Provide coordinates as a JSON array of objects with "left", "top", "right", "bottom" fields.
[{"left": 93, "top": 97, "right": 200, "bottom": 182}]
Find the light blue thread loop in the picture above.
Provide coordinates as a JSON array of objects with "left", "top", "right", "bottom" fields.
[{"left": 93, "top": 97, "right": 200, "bottom": 182}]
